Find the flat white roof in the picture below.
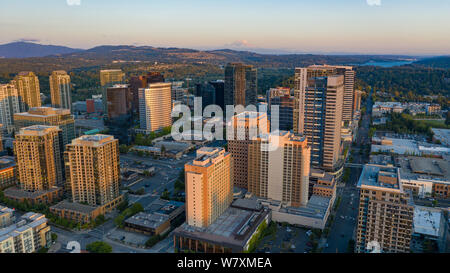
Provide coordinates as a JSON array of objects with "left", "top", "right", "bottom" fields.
[{"left": 413, "top": 206, "right": 443, "bottom": 237}]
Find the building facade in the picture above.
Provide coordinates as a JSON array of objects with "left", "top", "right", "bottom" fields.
[
  {"left": 14, "top": 107, "right": 75, "bottom": 148},
  {"left": 248, "top": 131, "right": 311, "bottom": 207},
  {"left": 227, "top": 111, "right": 269, "bottom": 189},
  {"left": 138, "top": 83, "right": 172, "bottom": 133},
  {"left": 185, "top": 147, "right": 232, "bottom": 228},
  {"left": 49, "top": 70, "right": 72, "bottom": 111},
  {"left": 64, "top": 135, "right": 121, "bottom": 206},
  {"left": 129, "top": 72, "right": 165, "bottom": 113},
  {"left": 302, "top": 75, "right": 344, "bottom": 170},
  {"left": 0, "top": 210, "right": 51, "bottom": 253},
  {"left": 224, "top": 63, "right": 257, "bottom": 108},
  {"left": 356, "top": 164, "right": 414, "bottom": 253},
  {"left": 0, "top": 156, "right": 17, "bottom": 190},
  {"left": 0, "top": 84, "right": 21, "bottom": 134},
  {"left": 14, "top": 125, "right": 64, "bottom": 191},
  {"left": 12, "top": 71, "right": 41, "bottom": 112}
]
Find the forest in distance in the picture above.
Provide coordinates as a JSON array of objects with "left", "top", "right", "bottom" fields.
[{"left": 0, "top": 44, "right": 448, "bottom": 106}]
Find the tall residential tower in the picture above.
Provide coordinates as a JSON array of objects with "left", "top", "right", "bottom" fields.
[{"left": 49, "top": 70, "right": 72, "bottom": 111}]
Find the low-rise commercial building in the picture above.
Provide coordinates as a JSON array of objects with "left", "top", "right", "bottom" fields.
[
  {"left": 412, "top": 206, "right": 447, "bottom": 252},
  {"left": 49, "top": 197, "right": 124, "bottom": 224},
  {"left": 173, "top": 199, "right": 270, "bottom": 253},
  {"left": 398, "top": 156, "right": 450, "bottom": 199}
]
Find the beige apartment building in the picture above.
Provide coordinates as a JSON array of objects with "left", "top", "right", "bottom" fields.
[
  {"left": 356, "top": 164, "right": 414, "bottom": 253},
  {"left": 138, "top": 82, "right": 172, "bottom": 133},
  {"left": 0, "top": 83, "right": 21, "bottom": 133},
  {"left": 64, "top": 135, "right": 121, "bottom": 206},
  {"left": 14, "top": 107, "right": 75, "bottom": 147},
  {"left": 50, "top": 70, "right": 72, "bottom": 111},
  {"left": 185, "top": 147, "right": 232, "bottom": 228},
  {"left": 13, "top": 125, "right": 64, "bottom": 191},
  {"left": 227, "top": 111, "right": 269, "bottom": 189},
  {"left": 248, "top": 131, "right": 311, "bottom": 207},
  {"left": 12, "top": 71, "right": 41, "bottom": 112}
]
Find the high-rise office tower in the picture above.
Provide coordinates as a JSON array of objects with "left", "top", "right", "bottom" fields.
[
  {"left": 0, "top": 83, "right": 20, "bottom": 133},
  {"left": 356, "top": 164, "right": 414, "bottom": 253},
  {"left": 293, "top": 68, "right": 307, "bottom": 134},
  {"left": 14, "top": 107, "right": 75, "bottom": 148},
  {"left": 293, "top": 65, "right": 355, "bottom": 132},
  {"left": 49, "top": 71, "right": 72, "bottom": 111},
  {"left": 248, "top": 131, "right": 311, "bottom": 207},
  {"left": 268, "top": 94, "right": 294, "bottom": 131},
  {"left": 14, "top": 125, "right": 64, "bottom": 191},
  {"left": 227, "top": 111, "right": 269, "bottom": 189},
  {"left": 185, "top": 147, "right": 232, "bottom": 228},
  {"left": 100, "top": 69, "right": 125, "bottom": 114},
  {"left": 100, "top": 69, "right": 125, "bottom": 87},
  {"left": 304, "top": 75, "right": 344, "bottom": 170},
  {"left": 64, "top": 135, "right": 120, "bottom": 206},
  {"left": 224, "top": 63, "right": 257, "bottom": 107},
  {"left": 209, "top": 80, "right": 225, "bottom": 110},
  {"left": 138, "top": 83, "right": 172, "bottom": 133},
  {"left": 129, "top": 72, "right": 165, "bottom": 113},
  {"left": 12, "top": 71, "right": 41, "bottom": 112},
  {"left": 195, "top": 83, "right": 216, "bottom": 109},
  {"left": 105, "top": 84, "right": 132, "bottom": 121},
  {"left": 294, "top": 67, "right": 345, "bottom": 171}
]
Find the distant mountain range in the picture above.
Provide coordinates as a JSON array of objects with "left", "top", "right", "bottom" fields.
[
  {"left": 0, "top": 42, "right": 448, "bottom": 73},
  {"left": 0, "top": 42, "right": 81, "bottom": 58}
]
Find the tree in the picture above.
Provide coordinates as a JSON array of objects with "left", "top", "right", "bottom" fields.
[{"left": 86, "top": 241, "right": 112, "bottom": 253}]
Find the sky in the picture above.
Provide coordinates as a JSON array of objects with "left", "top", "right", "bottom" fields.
[{"left": 0, "top": 0, "right": 449, "bottom": 55}]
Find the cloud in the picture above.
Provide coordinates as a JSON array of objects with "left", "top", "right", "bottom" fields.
[
  {"left": 225, "top": 40, "right": 253, "bottom": 48},
  {"left": 366, "top": 0, "right": 381, "bottom": 6},
  {"left": 14, "top": 38, "right": 41, "bottom": 43},
  {"left": 67, "top": 0, "right": 81, "bottom": 6}
]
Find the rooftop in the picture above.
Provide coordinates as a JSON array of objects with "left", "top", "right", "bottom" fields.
[
  {"left": 50, "top": 201, "right": 98, "bottom": 214},
  {"left": 15, "top": 107, "right": 71, "bottom": 118},
  {"left": 357, "top": 164, "right": 402, "bottom": 192},
  {"left": 70, "top": 134, "right": 115, "bottom": 147},
  {"left": 17, "top": 125, "right": 60, "bottom": 136},
  {"left": 413, "top": 206, "right": 444, "bottom": 238},
  {"left": 124, "top": 212, "right": 169, "bottom": 229},
  {"left": 174, "top": 206, "right": 269, "bottom": 249},
  {"left": 279, "top": 195, "right": 332, "bottom": 220},
  {"left": 0, "top": 156, "right": 16, "bottom": 170},
  {"left": 398, "top": 156, "right": 450, "bottom": 183},
  {"left": 431, "top": 128, "right": 450, "bottom": 147}
]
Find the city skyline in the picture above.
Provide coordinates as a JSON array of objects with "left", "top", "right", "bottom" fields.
[{"left": 0, "top": 0, "right": 449, "bottom": 55}]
